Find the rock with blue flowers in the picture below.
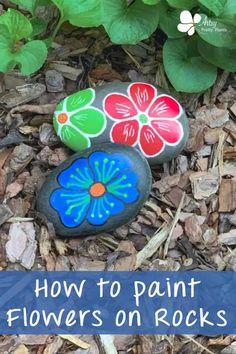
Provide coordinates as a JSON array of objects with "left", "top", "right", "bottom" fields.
[
  {"left": 53, "top": 81, "right": 189, "bottom": 165},
  {"left": 37, "top": 143, "right": 152, "bottom": 237}
]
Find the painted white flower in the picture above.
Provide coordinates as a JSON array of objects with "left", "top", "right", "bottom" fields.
[{"left": 177, "top": 10, "right": 201, "bottom": 36}]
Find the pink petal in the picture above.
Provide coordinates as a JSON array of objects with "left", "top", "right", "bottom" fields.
[
  {"left": 129, "top": 83, "right": 156, "bottom": 112},
  {"left": 139, "top": 125, "right": 164, "bottom": 156},
  {"left": 111, "top": 119, "right": 139, "bottom": 146},
  {"left": 104, "top": 93, "right": 137, "bottom": 120},
  {"left": 148, "top": 95, "right": 181, "bottom": 119},
  {"left": 151, "top": 119, "right": 183, "bottom": 144}
]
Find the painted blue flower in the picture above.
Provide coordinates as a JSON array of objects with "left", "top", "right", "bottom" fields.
[{"left": 50, "top": 151, "right": 139, "bottom": 227}]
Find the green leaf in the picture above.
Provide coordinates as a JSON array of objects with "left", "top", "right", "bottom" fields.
[
  {"left": 69, "top": 5, "right": 101, "bottom": 27},
  {"left": 163, "top": 38, "right": 217, "bottom": 92},
  {"left": 198, "top": 39, "right": 236, "bottom": 72},
  {"left": 198, "top": 0, "right": 227, "bottom": 16},
  {"left": 10, "top": 0, "right": 37, "bottom": 14},
  {"left": 30, "top": 17, "right": 48, "bottom": 37},
  {"left": 166, "top": 0, "right": 198, "bottom": 9},
  {"left": 0, "top": 11, "right": 47, "bottom": 75},
  {"left": 9, "top": 0, "right": 51, "bottom": 15},
  {"left": 196, "top": 14, "right": 236, "bottom": 49},
  {"left": 0, "top": 9, "right": 32, "bottom": 43},
  {"left": 39, "top": 0, "right": 52, "bottom": 4},
  {"left": 0, "top": 25, "right": 17, "bottom": 72},
  {"left": 102, "top": 0, "right": 160, "bottom": 44},
  {"left": 159, "top": 2, "right": 185, "bottom": 38},
  {"left": 51, "top": 0, "right": 102, "bottom": 27},
  {"left": 142, "top": 0, "right": 161, "bottom": 4},
  {"left": 219, "top": 0, "right": 236, "bottom": 26},
  {"left": 0, "top": 36, "right": 47, "bottom": 75},
  {"left": 12, "top": 40, "right": 48, "bottom": 75}
]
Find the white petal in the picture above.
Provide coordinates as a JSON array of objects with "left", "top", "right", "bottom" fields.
[
  {"left": 177, "top": 23, "right": 192, "bottom": 33},
  {"left": 188, "top": 26, "right": 195, "bottom": 36},
  {"left": 193, "top": 13, "right": 202, "bottom": 24},
  {"left": 180, "top": 10, "right": 193, "bottom": 24}
]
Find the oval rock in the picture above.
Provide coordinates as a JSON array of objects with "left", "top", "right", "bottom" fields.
[
  {"left": 53, "top": 81, "right": 189, "bottom": 165},
  {"left": 37, "top": 143, "right": 152, "bottom": 237}
]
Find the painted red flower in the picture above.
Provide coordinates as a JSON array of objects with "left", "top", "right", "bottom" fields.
[{"left": 103, "top": 83, "right": 184, "bottom": 157}]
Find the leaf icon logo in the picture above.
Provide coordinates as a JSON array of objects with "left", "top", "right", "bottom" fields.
[{"left": 177, "top": 10, "right": 201, "bottom": 36}]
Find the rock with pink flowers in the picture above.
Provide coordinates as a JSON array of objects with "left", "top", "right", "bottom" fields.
[{"left": 53, "top": 82, "right": 189, "bottom": 165}]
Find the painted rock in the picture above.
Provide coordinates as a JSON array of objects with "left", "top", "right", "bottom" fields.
[
  {"left": 37, "top": 143, "right": 152, "bottom": 237},
  {"left": 53, "top": 81, "right": 189, "bottom": 165}
]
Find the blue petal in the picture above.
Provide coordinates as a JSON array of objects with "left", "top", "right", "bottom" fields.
[
  {"left": 86, "top": 193, "right": 125, "bottom": 226},
  {"left": 50, "top": 188, "right": 91, "bottom": 227},
  {"left": 89, "top": 151, "right": 134, "bottom": 184},
  {"left": 107, "top": 171, "right": 139, "bottom": 203},
  {"left": 58, "top": 158, "right": 94, "bottom": 190}
]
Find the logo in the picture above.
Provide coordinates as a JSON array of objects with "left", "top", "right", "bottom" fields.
[{"left": 177, "top": 10, "right": 201, "bottom": 36}]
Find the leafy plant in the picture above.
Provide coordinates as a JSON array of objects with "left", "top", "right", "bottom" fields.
[
  {"left": 0, "top": 9, "right": 47, "bottom": 75},
  {"left": 161, "top": 0, "right": 236, "bottom": 92},
  {"left": 163, "top": 37, "right": 217, "bottom": 92},
  {"left": 0, "top": 0, "right": 235, "bottom": 93},
  {"left": 198, "top": 0, "right": 227, "bottom": 16},
  {"left": 50, "top": 0, "right": 101, "bottom": 28},
  {"left": 101, "top": 0, "right": 160, "bottom": 44}
]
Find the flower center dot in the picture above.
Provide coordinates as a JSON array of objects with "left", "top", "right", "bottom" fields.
[
  {"left": 89, "top": 182, "right": 106, "bottom": 197},
  {"left": 58, "top": 113, "right": 68, "bottom": 124},
  {"left": 139, "top": 113, "right": 148, "bottom": 124}
]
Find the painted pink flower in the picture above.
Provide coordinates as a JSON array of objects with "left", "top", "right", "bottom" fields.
[{"left": 103, "top": 83, "right": 184, "bottom": 157}]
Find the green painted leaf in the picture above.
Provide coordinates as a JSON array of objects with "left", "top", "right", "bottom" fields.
[
  {"left": 142, "top": 0, "right": 161, "bottom": 4},
  {"left": 163, "top": 38, "right": 217, "bottom": 93},
  {"left": 102, "top": 0, "right": 160, "bottom": 44},
  {"left": 9, "top": 0, "right": 51, "bottom": 15},
  {"left": 70, "top": 108, "right": 106, "bottom": 135},
  {"left": 198, "top": 0, "right": 227, "bottom": 16},
  {"left": 66, "top": 89, "right": 94, "bottom": 112},
  {"left": 159, "top": 3, "right": 185, "bottom": 38},
  {"left": 51, "top": 0, "right": 101, "bottom": 27},
  {"left": 198, "top": 39, "right": 236, "bottom": 72},
  {"left": 219, "top": 0, "right": 236, "bottom": 26},
  {"left": 61, "top": 125, "right": 90, "bottom": 151},
  {"left": 30, "top": 17, "right": 48, "bottom": 37},
  {"left": 166, "top": 0, "right": 198, "bottom": 9},
  {"left": 196, "top": 14, "right": 236, "bottom": 49},
  {"left": 0, "top": 9, "right": 32, "bottom": 43}
]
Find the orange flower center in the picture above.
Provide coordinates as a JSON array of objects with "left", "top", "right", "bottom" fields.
[
  {"left": 89, "top": 182, "right": 106, "bottom": 197},
  {"left": 58, "top": 113, "right": 68, "bottom": 124}
]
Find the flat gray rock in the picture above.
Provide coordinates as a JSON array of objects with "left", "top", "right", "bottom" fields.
[
  {"left": 53, "top": 81, "right": 189, "bottom": 165},
  {"left": 37, "top": 143, "right": 152, "bottom": 237}
]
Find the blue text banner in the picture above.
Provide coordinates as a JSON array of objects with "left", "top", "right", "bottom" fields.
[{"left": 0, "top": 271, "right": 235, "bottom": 334}]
